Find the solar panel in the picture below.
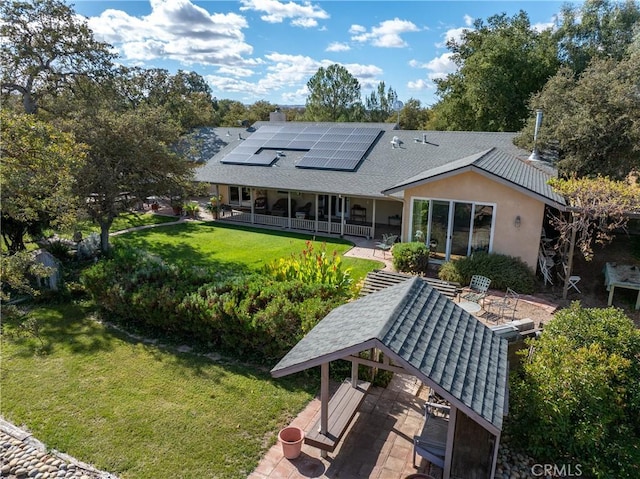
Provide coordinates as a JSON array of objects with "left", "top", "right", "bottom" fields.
[
  {"left": 313, "top": 141, "right": 344, "bottom": 150},
  {"left": 220, "top": 124, "right": 382, "bottom": 171},
  {"left": 333, "top": 150, "right": 362, "bottom": 161},
  {"left": 301, "top": 126, "right": 327, "bottom": 134},
  {"left": 258, "top": 125, "right": 284, "bottom": 133},
  {"left": 328, "top": 127, "right": 355, "bottom": 135},
  {"left": 221, "top": 151, "right": 277, "bottom": 166},
  {"left": 323, "top": 158, "right": 360, "bottom": 171},
  {"left": 286, "top": 140, "right": 316, "bottom": 150}
]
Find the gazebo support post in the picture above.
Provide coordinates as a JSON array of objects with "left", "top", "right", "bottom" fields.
[
  {"left": 490, "top": 431, "right": 501, "bottom": 478},
  {"left": 351, "top": 359, "right": 358, "bottom": 386},
  {"left": 320, "top": 362, "right": 329, "bottom": 458},
  {"left": 443, "top": 405, "right": 457, "bottom": 479}
]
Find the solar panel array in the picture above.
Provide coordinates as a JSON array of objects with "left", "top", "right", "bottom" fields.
[{"left": 219, "top": 125, "right": 382, "bottom": 171}]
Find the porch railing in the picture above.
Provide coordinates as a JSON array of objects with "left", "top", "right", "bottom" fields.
[{"left": 222, "top": 211, "right": 373, "bottom": 238}]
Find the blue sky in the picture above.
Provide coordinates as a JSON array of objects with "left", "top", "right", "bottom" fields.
[{"left": 70, "top": 1, "right": 576, "bottom": 107}]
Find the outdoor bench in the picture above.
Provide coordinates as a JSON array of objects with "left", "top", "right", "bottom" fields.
[{"left": 304, "top": 379, "right": 371, "bottom": 452}]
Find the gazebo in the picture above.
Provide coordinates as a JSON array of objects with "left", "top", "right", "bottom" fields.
[{"left": 271, "top": 277, "right": 508, "bottom": 478}]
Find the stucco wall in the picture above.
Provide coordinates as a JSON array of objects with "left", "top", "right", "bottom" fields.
[{"left": 401, "top": 171, "right": 545, "bottom": 269}]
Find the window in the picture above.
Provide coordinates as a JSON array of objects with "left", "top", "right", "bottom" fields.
[
  {"left": 410, "top": 198, "right": 495, "bottom": 261},
  {"left": 229, "top": 186, "right": 250, "bottom": 206}
]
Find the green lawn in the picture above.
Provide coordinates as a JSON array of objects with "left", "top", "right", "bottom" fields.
[
  {"left": 114, "top": 221, "right": 382, "bottom": 281},
  {"left": 2, "top": 220, "right": 383, "bottom": 478},
  {"left": 2, "top": 303, "right": 317, "bottom": 479}
]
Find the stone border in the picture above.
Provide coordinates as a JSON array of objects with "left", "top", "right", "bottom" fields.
[{"left": 0, "top": 419, "right": 118, "bottom": 479}]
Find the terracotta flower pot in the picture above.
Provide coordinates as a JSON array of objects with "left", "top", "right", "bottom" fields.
[{"left": 278, "top": 426, "right": 304, "bottom": 459}]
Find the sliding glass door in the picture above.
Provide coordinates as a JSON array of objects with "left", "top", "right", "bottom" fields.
[{"left": 411, "top": 198, "right": 495, "bottom": 262}]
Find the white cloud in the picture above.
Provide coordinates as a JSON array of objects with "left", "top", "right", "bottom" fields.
[
  {"left": 217, "top": 65, "right": 255, "bottom": 77},
  {"left": 239, "top": 0, "right": 329, "bottom": 28},
  {"left": 464, "top": 14, "right": 474, "bottom": 27},
  {"left": 410, "top": 53, "right": 456, "bottom": 77},
  {"left": 87, "top": 0, "right": 253, "bottom": 66},
  {"left": 407, "top": 52, "right": 455, "bottom": 97},
  {"left": 351, "top": 18, "right": 420, "bottom": 48},
  {"left": 326, "top": 42, "right": 350, "bottom": 52},
  {"left": 407, "top": 79, "right": 432, "bottom": 91},
  {"left": 532, "top": 21, "right": 555, "bottom": 33},
  {"left": 203, "top": 54, "right": 384, "bottom": 104},
  {"left": 436, "top": 26, "right": 469, "bottom": 48}
]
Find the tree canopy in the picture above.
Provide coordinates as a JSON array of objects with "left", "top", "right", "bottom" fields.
[
  {"left": 0, "top": 0, "right": 115, "bottom": 114},
  {"left": 516, "top": 49, "right": 640, "bottom": 179},
  {"left": 429, "top": 11, "right": 559, "bottom": 132},
  {"left": 0, "top": 110, "right": 86, "bottom": 253},
  {"left": 555, "top": 0, "right": 640, "bottom": 75},
  {"left": 509, "top": 303, "right": 640, "bottom": 477},
  {"left": 304, "top": 64, "right": 362, "bottom": 121},
  {"left": 365, "top": 81, "right": 398, "bottom": 123},
  {"left": 69, "top": 100, "right": 193, "bottom": 252}
]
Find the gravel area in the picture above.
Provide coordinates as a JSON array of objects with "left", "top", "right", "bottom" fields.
[{"left": 0, "top": 421, "right": 116, "bottom": 479}]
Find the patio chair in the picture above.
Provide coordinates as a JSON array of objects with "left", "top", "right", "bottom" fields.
[
  {"left": 295, "top": 202, "right": 312, "bottom": 218},
  {"left": 496, "top": 288, "right": 520, "bottom": 321},
  {"left": 374, "top": 234, "right": 397, "bottom": 257},
  {"left": 271, "top": 198, "right": 296, "bottom": 217},
  {"left": 461, "top": 275, "right": 491, "bottom": 306},
  {"left": 254, "top": 197, "right": 267, "bottom": 214}
]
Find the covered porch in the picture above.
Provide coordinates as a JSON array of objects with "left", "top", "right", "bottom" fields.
[{"left": 211, "top": 185, "right": 403, "bottom": 239}]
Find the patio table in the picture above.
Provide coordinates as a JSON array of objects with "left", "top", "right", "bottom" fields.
[
  {"left": 458, "top": 301, "right": 481, "bottom": 314},
  {"left": 604, "top": 263, "right": 640, "bottom": 310}
]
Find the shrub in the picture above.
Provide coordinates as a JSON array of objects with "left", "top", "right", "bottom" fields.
[
  {"left": 508, "top": 303, "right": 640, "bottom": 478},
  {"left": 264, "top": 241, "right": 353, "bottom": 296},
  {"left": 391, "top": 242, "right": 429, "bottom": 275},
  {"left": 437, "top": 252, "right": 535, "bottom": 293},
  {"left": 81, "top": 246, "right": 347, "bottom": 362},
  {"left": 44, "top": 240, "right": 71, "bottom": 261}
]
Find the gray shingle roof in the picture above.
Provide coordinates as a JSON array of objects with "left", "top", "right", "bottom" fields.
[
  {"left": 271, "top": 277, "right": 508, "bottom": 432},
  {"left": 194, "top": 123, "right": 563, "bottom": 206},
  {"left": 383, "top": 147, "right": 565, "bottom": 205}
]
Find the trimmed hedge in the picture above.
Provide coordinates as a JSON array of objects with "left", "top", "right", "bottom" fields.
[
  {"left": 391, "top": 242, "right": 429, "bottom": 275},
  {"left": 81, "top": 246, "right": 346, "bottom": 362},
  {"left": 437, "top": 252, "right": 536, "bottom": 293}
]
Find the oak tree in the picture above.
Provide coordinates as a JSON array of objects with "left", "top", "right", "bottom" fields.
[
  {"left": 0, "top": 0, "right": 114, "bottom": 114},
  {"left": 0, "top": 110, "right": 86, "bottom": 253},
  {"left": 429, "top": 11, "right": 559, "bottom": 132}
]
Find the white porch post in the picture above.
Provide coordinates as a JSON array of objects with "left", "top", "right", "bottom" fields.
[
  {"left": 314, "top": 193, "right": 319, "bottom": 232},
  {"left": 250, "top": 189, "right": 255, "bottom": 224},
  {"left": 328, "top": 196, "right": 332, "bottom": 232},
  {"left": 320, "top": 362, "right": 329, "bottom": 458},
  {"left": 287, "top": 191, "right": 292, "bottom": 229},
  {"left": 371, "top": 199, "right": 377, "bottom": 240},
  {"left": 340, "top": 195, "right": 345, "bottom": 237}
]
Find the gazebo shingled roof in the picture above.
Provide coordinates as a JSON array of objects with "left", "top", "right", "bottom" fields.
[{"left": 271, "top": 277, "right": 508, "bottom": 434}]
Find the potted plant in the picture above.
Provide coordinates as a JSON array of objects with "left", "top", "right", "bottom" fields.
[
  {"left": 184, "top": 202, "right": 200, "bottom": 219},
  {"left": 206, "top": 194, "right": 223, "bottom": 220},
  {"left": 278, "top": 426, "right": 304, "bottom": 459}
]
